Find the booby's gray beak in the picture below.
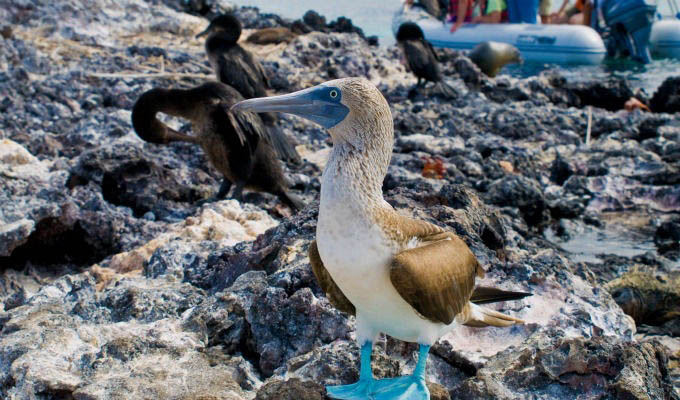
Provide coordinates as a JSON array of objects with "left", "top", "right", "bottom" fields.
[
  {"left": 231, "top": 86, "right": 349, "bottom": 129},
  {"left": 195, "top": 27, "right": 210, "bottom": 38}
]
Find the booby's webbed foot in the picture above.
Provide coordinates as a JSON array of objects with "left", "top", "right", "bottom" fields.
[
  {"left": 356, "top": 344, "right": 431, "bottom": 400},
  {"left": 369, "top": 375, "right": 429, "bottom": 400},
  {"left": 326, "top": 379, "right": 375, "bottom": 399},
  {"left": 326, "top": 342, "right": 375, "bottom": 400}
]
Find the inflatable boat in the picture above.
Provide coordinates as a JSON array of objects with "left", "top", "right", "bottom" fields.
[
  {"left": 393, "top": 7, "right": 607, "bottom": 65},
  {"left": 650, "top": 19, "right": 680, "bottom": 59},
  {"left": 650, "top": 0, "right": 680, "bottom": 59},
  {"left": 394, "top": 2, "right": 680, "bottom": 64}
]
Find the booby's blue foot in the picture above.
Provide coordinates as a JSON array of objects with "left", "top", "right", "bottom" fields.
[
  {"left": 326, "top": 341, "right": 375, "bottom": 399},
  {"left": 371, "top": 374, "right": 430, "bottom": 400},
  {"left": 327, "top": 343, "right": 433, "bottom": 400},
  {"left": 326, "top": 379, "right": 375, "bottom": 399},
  {"left": 370, "top": 344, "right": 431, "bottom": 399}
]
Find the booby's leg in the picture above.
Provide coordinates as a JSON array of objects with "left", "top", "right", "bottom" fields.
[
  {"left": 325, "top": 341, "right": 375, "bottom": 399},
  {"left": 371, "top": 344, "right": 431, "bottom": 400},
  {"left": 216, "top": 179, "right": 232, "bottom": 199}
]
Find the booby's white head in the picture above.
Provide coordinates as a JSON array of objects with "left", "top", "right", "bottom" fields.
[{"left": 231, "top": 77, "right": 393, "bottom": 152}]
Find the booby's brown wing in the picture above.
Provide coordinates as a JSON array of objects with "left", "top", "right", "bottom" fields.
[
  {"left": 388, "top": 217, "right": 483, "bottom": 325},
  {"left": 309, "top": 240, "right": 356, "bottom": 315}
]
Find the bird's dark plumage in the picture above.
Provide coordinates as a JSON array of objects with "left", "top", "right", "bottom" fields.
[
  {"left": 198, "top": 14, "right": 300, "bottom": 163},
  {"left": 131, "top": 82, "right": 303, "bottom": 210},
  {"left": 198, "top": 14, "right": 269, "bottom": 100},
  {"left": 396, "top": 22, "right": 441, "bottom": 83},
  {"left": 396, "top": 22, "right": 456, "bottom": 98},
  {"left": 195, "top": 14, "right": 242, "bottom": 45}
]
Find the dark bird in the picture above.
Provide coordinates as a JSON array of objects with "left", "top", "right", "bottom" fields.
[
  {"left": 131, "top": 82, "right": 304, "bottom": 210},
  {"left": 196, "top": 14, "right": 300, "bottom": 162},
  {"left": 196, "top": 14, "right": 267, "bottom": 99},
  {"left": 396, "top": 22, "right": 457, "bottom": 98}
]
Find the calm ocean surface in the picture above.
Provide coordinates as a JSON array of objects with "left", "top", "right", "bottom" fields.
[{"left": 234, "top": 0, "right": 679, "bottom": 94}]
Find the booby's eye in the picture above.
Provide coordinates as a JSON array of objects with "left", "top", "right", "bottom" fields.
[{"left": 329, "top": 90, "right": 338, "bottom": 99}]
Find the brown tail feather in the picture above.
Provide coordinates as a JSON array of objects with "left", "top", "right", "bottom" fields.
[
  {"left": 470, "top": 286, "right": 532, "bottom": 305},
  {"left": 462, "top": 303, "right": 525, "bottom": 328}
]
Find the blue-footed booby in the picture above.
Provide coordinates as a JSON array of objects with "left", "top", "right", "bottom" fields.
[
  {"left": 232, "top": 78, "right": 530, "bottom": 400},
  {"left": 131, "top": 82, "right": 303, "bottom": 210},
  {"left": 197, "top": 14, "right": 300, "bottom": 163}
]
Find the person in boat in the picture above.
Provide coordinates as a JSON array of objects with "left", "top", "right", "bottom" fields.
[
  {"left": 448, "top": 0, "right": 475, "bottom": 32},
  {"left": 506, "top": 0, "right": 538, "bottom": 23},
  {"left": 471, "top": 0, "right": 509, "bottom": 23},
  {"left": 551, "top": 0, "right": 592, "bottom": 24},
  {"left": 539, "top": 0, "right": 552, "bottom": 23},
  {"left": 405, "top": 0, "right": 448, "bottom": 19}
]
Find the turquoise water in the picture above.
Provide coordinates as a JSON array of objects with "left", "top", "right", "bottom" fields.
[
  {"left": 235, "top": 0, "right": 401, "bottom": 44},
  {"left": 234, "top": 0, "right": 680, "bottom": 93},
  {"left": 505, "top": 57, "right": 680, "bottom": 94}
]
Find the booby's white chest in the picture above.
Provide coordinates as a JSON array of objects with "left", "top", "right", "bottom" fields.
[
  {"left": 316, "top": 178, "right": 394, "bottom": 314},
  {"left": 315, "top": 171, "right": 446, "bottom": 344}
]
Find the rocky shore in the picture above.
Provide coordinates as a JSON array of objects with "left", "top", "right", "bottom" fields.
[{"left": 1, "top": 0, "right": 679, "bottom": 398}]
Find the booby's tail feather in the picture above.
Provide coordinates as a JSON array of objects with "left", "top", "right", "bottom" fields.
[
  {"left": 470, "top": 286, "right": 532, "bottom": 305},
  {"left": 433, "top": 81, "right": 458, "bottom": 99},
  {"left": 462, "top": 303, "right": 525, "bottom": 328}
]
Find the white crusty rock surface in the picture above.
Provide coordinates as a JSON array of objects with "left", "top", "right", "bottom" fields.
[{"left": 0, "top": 0, "right": 679, "bottom": 399}]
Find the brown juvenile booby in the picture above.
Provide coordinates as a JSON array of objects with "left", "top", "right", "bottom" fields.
[
  {"left": 131, "top": 81, "right": 303, "bottom": 210},
  {"left": 232, "top": 78, "right": 530, "bottom": 399},
  {"left": 196, "top": 14, "right": 299, "bottom": 163},
  {"left": 468, "top": 41, "right": 523, "bottom": 78},
  {"left": 396, "top": 22, "right": 457, "bottom": 98}
]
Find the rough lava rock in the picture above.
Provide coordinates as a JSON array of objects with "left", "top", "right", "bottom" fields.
[
  {"left": 453, "top": 331, "right": 675, "bottom": 400},
  {"left": 0, "top": 0, "right": 679, "bottom": 398},
  {"left": 651, "top": 76, "right": 680, "bottom": 114}
]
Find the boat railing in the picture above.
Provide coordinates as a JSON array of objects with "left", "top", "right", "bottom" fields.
[{"left": 658, "top": 0, "right": 680, "bottom": 18}]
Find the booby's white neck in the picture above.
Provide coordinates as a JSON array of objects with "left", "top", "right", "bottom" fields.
[{"left": 321, "top": 137, "right": 391, "bottom": 216}]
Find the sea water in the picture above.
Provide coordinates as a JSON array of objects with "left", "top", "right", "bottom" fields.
[{"left": 235, "top": 0, "right": 680, "bottom": 94}]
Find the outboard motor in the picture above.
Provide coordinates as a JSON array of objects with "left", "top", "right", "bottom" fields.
[{"left": 599, "top": 0, "right": 657, "bottom": 63}]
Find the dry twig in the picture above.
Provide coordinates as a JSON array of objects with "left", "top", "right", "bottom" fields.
[
  {"left": 585, "top": 106, "right": 592, "bottom": 146},
  {"left": 90, "top": 71, "right": 211, "bottom": 80}
]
